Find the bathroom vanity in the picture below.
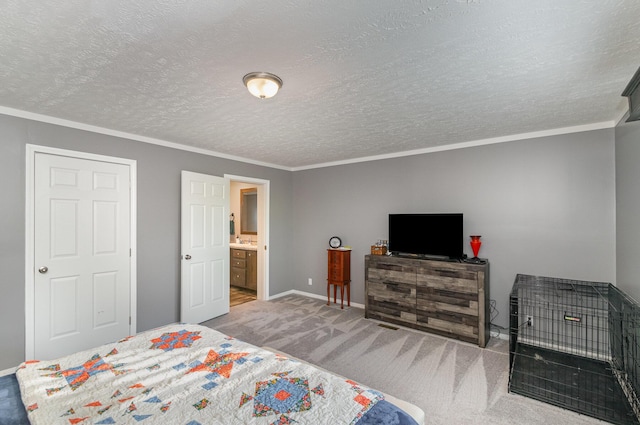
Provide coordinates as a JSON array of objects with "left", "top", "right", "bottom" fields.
[{"left": 230, "top": 245, "right": 257, "bottom": 290}]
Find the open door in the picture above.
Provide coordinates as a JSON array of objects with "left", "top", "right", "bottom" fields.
[{"left": 180, "top": 171, "right": 229, "bottom": 323}]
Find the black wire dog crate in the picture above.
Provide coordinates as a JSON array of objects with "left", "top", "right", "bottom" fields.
[{"left": 509, "top": 274, "right": 640, "bottom": 424}]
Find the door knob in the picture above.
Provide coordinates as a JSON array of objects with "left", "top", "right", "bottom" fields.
[
  {"left": 38, "top": 266, "right": 48, "bottom": 274},
  {"left": 184, "top": 255, "right": 191, "bottom": 260}
]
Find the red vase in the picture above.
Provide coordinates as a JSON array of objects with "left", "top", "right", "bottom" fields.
[{"left": 470, "top": 235, "right": 482, "bottom": 258}]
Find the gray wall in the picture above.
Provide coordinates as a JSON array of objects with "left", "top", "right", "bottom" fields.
[
  {"left": 0, "top": 114, "right": 293, "bottom": 371},
  {"left": 292, "top": 129, "right": 617, "bottom": 330},
  {"left": 616, "top": 118, "right": 640, "bottom": 302},
  {"left": 0, "top": 112, "right": 622, "bottom": 370}
]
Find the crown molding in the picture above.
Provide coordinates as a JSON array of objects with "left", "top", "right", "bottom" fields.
[
  {"left": 0, "top": 105, "right": 616, "bottom": 172},
  {"left": 0, "top": 106, "right": 291, "bottom": 171},
  {"left": 291, "top": 120, "right": 616, "bottom": 171}
]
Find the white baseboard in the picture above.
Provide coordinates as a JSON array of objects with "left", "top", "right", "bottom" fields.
[
  {"left": 268, "top": 289, "right": 364, "bottom": 309},
  {"left": 491, "top": 331, "right": 509, "bottom": 341},
  {"left": 0, "top": 366, "right": 18, "bottom": 377},
  {"left": 267, "top": 289, "right": 296, "bottom": 300}
]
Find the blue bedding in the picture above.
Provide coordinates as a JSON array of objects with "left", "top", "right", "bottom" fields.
[
  {"left": 358, "top": 399, "right": 420, "bottom": 425},
  {"left": 0, "top": 374, "right": 29, "bottom": 425}
]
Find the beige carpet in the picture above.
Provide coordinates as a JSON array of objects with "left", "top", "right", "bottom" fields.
[{"left": 202, "top": 294, "right": 608, "bottom": 425}]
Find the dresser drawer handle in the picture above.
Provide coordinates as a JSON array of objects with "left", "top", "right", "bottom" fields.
[
  {"left": 434, "top": 269, "right": 459, "bottom": 276},
  {"left": 383, "top": 281, "right": 399, "bottom": 286}
]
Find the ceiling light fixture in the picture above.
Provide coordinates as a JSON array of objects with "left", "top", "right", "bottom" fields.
[{"left": 243, "top": 72, "right": 283, "bottom": 99}]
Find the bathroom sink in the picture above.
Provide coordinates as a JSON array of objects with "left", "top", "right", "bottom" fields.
[{"left": 229, "top": 243, "right": 258, "bottom": 250}]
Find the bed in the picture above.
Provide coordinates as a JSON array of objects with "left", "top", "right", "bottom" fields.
[{"left": 16, "top": 324, "right": 424, "bottom": 424}]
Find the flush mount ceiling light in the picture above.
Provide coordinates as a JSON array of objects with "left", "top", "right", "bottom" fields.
[{"left": 243, "top": 72, "right": 283, "bottom": 99}]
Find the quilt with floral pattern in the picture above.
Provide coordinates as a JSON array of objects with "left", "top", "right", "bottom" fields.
[{"left": 16, "top": 324, "right": 386, "bottom": 425}]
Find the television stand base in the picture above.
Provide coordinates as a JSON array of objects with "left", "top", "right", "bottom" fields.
[
  {"left": 365, "top": 255, "right": 490, "bottom": 347},
  {"left": 463, "top": 257, "right": 488, "bottom": 265},
  {"left": 392, "top": 252, "right": 452, "bottom": 261}
]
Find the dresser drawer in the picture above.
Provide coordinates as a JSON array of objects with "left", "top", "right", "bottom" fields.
[
  {"left": 327, "top": 249, "right": 343, "bottom": 262},
  {"left": 232, "top": 258, "right": 246, "bottom": 269},
  {"left": 416, "top": 265, "right": 479, "bottom": 322},
  {"left": 231, "top": 267, "right": 246, "bottom": 286},
  {"left": 328, "top": 268, "right": 345, "bottom": 281},
  {"left": 232, "top": 249, "right": 247, "bottom": 259},
  {"left": 367, "top": 266, "right": 416, "bottom": 286},
  {"left": 414, "top": 310, "right": 480, "bottom": 341},
  {"left": 418, "top": 265, "right": 478, "bottom": 293},
  {"left": 366, "top": 258, "right": 417, "bottom": 318},
  {"left": 367, "top": 280, "right": 416, "bottom": 308},
  {"left": 366, "top": 275, "right": 417, "bottom": 325}
]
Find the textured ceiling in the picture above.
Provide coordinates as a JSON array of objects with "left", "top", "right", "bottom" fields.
[{"left": 1, "top": 0, "right": 639, "bottom": 169}]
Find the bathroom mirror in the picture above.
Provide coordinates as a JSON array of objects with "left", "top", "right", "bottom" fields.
[{"left": 241, "top": 188, "right": 258, "bottom": 235}]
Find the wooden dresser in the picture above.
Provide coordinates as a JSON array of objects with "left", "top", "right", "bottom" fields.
[
  {"left": 327, "top": 249, "right": 351, "bottom": 309},
  {"left": 365, "top": 255, "right": 490, "bottom": 347},
  {"left": 231, "top": 248, "right": 257, "bottom": 290}
]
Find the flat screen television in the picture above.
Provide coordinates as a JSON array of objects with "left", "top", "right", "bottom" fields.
[{"left": 388, "top": 213, "right": 463, "bottom": 259}]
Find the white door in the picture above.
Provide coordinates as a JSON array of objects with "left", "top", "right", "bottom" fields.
[
  {"left": 181, "top": 171, "right": 230, "bottom": 323},
  {"left": 34, "top": 152, "right": 131, "bottom": 360}
]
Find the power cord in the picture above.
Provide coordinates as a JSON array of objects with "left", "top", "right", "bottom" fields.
[{"left": 489, "top": 299, "right": 508, "bottom": 338}]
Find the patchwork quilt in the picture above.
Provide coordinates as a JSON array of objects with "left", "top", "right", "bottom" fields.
[{"left": 16, "top": 324, "right": 389, "bottom": 425}]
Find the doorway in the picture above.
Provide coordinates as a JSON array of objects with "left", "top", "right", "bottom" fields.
[{"left": 226, "top": 174, "right": 269, "bottom": 304}]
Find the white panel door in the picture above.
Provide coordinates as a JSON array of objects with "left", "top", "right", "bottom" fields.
[
  {"left": 34, "top": 153, "right": 131, "bottom": 360},
  {"left": 181, "top": 171, "right": 229, "bottom": 323}
]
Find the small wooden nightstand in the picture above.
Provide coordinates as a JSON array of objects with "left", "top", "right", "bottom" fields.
[{"left": 327, "top": 248, "right": 351, "bottom": 309}]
